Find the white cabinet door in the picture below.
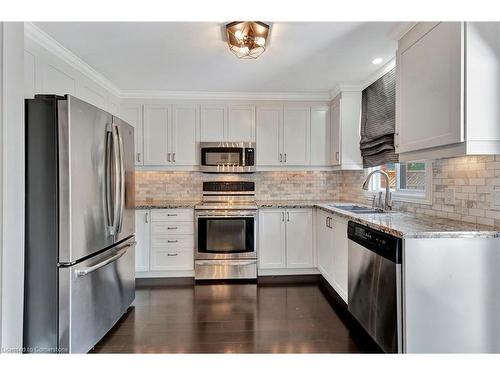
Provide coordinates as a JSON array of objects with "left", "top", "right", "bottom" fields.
[
  {"left": 120, "top": 103, "right": 144, "bottom": 166},
  {"left": 135, "top": 210, "right": 150, "bottom": 273},
  {"left": 201, "top": 104, "right": 227, "bottom": 141},
  {"left": 315, "top": 209, "right": 333, "bottom": 280},
  {"left": 228, "top": 105, "right": 255, "bottom": 141},
  {"left": 397, "top": 22, "right": 463, "bottom": 153},
  {"left": 330, "top": 98, "right": 341, "bottom": 166},
  {"left": 331, "top": 216, "right": 348, "bottom": 302},
  {"left": 143, "top": 104, "right": 170, "bottom": 165},
  {"left": 283, "top": 106, "right": 310, "bottom": 165},
  {"left": 310, "top": 106, "right": 330, "bottom": 166},
  {"left": 256, "top": 106, "right": 283, "bottom": 166},
  {"left": 258, "top": 209, "right": 286, "bottom": 269},
  {"left": 171, "top": 104, "right": 199, "bottom": 166},
  {"left": 285, "top": 208, "right": 313, "bottom": 268}
]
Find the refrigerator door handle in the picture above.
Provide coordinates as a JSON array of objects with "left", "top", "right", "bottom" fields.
[
  {"left": 105, "top": 123, "right": 120, "bottom": 236},
  {"left": 74, "top": 241, "right": 136, "bottom": 278},
  {"left": 115, "top": 124, "right": 125, "bottom": 234}
]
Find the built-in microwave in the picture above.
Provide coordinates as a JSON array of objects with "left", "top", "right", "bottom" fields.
[{"left": 199, "top": 142, "right": 256, "bottom": 173}]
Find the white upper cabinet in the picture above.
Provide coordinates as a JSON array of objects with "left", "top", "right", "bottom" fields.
[
  {"left": 397, "top": 22, "right": 463, "bottom": 155},
  {"left": 171, "top": 104, "right": 199, "bottom": 166},
  {"left": 143, "top": 104, "right": 170, "bottom": 165},
  {"left": 228, "top": 105, "right": 255, "bottom": 141},
  {"left": 310, "top": 106, "right": 330, "bottom": 166},
  {"left": 201, "top": 104, "right": 226, "bottom": 141},
  {"left": 283, "top": 106, "right": 310, "bottom": 166},
  {"left": 256, "top": 105, "right": 283, "bottom": 166},
  {"left": 120, "top": 103, "right": 144, "bottom": 166},
  {"left": 285, "top": 208, "right": 313, "bottom": 268},
  {"left": 330, "top": 91, "right": 363, "bottom": 170},
  {"left": 397, "top": 22, "right": 500, "bottom": 160}
]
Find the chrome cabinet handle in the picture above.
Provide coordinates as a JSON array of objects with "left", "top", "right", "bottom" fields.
[
  {"left": 167, "top": 152, "right": 171, "bottom": 162},
  {"left": 145, "top": 212, "right": 149, "bottom": 223},
  {"left": 279, "top": 153, "right": 283, "bottom": 163},
  {"left": 287, "top": 212, "right": 290, "bottom": 222},
  {"left": 75, "top": 241, "right": 136, "bottom": 278},
  {"left": 335, "top": 152, "right": 339, "bottom": 161},
  {"left": 284, "top": 153, "right": 287, "bottom": 163},
  {"left": 326, "top": 217, "right": 330, "bottom": 228},
  {"left": 172, "top": 152, "right": 176, "bottom": 163},
  {"left": 167, "top": 253, "right": 178, "bottom": 257},
  {"left": 167, "top": 240, "right": 178, "bottom": 243},
  {"left": 395, "top": 132, "right": 400, "bottom": 148},
  {"left": 167, "top": 213, "right": 178, "bottom": 217},
  {"left": 167, "top": 226, "right": 178, "bottom": 230},
  {"left": 136, "top": 152, "right": 141, "bottom": 163},
  {"left": 281, "top": 212, "right": 285, "bottom": 222}
]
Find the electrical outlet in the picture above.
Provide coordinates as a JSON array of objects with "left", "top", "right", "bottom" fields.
[
  {"left": 494, "top": 190, "right": 500, "bottom": 208},
  {"left": 444, "top": 188, "right": 455, "bottom": 205}
]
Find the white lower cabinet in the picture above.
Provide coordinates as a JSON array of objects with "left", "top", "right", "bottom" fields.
[
  {"left": 135, "top": 210, "right": 150, "bottom": 272},
  {"left": 135, "top": 208, "right": 195, "bottom": 276},
  {"left": 258, "top": 208, "right": 313, "bottom": 271},
  {"left": 315, "top": 209, "right": 348, "bottom": 302}
]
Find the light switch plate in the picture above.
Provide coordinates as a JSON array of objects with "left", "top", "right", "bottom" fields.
[{"left": 444, "top": 188, "right": 455, "bottom": 205}]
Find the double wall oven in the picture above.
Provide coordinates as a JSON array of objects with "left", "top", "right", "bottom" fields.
[{"left": 195, "top": 181, "right": 257, "bottom": 280}]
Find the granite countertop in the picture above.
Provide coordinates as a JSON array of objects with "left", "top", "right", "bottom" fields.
[
  {"left": 135, "top": 200, "right": 200, "bottom": 209},
  {"left": 257, "top": 200, "right": 500, "bottom": 239}
]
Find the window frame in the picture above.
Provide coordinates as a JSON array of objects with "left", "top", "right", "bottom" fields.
[{"left": 366, "top": 161, "right": 433, "bottom": 205}]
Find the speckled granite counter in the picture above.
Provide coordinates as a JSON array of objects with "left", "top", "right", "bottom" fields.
[
  {"left": 135, "top": 200, "right": 200, "bottom": 209},
  {"left": 257, "top": 200, "right": 500, "bottom": 239}
]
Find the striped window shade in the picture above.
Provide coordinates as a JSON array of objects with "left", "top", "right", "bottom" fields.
[{"left": 360, "top": 67, "right": 399, "bottom": 168}]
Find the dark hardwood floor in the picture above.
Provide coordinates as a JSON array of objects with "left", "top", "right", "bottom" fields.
[{"left": 91, "top": 283, "right": 375, "bottom": 354}]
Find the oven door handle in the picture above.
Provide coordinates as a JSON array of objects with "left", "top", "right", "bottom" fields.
[{"left": 196, "top": 214, "right": 256, "bottom": 218}]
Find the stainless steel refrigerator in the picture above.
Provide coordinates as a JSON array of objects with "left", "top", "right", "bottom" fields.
[{"left": 24, "top": 95, "right": 136, "bottom": 353}]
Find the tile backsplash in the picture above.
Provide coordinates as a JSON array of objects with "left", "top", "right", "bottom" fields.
[
  {"left": 341, "top": 155, "right": 500, "bottom": 228},
  {"left": 136, "top": 155, "right": 500, "bottom": 228},
  {"left": 135, "top": 170, "right": 342, "bottom": 202}
]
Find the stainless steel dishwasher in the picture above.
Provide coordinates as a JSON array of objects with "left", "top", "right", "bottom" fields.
[{"left": 347, "top": 221, "right": 403, "bottom": 353}]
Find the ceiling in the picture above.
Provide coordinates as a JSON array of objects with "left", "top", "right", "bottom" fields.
[{"left": 34, "top": 22, "right": 400, "bottom": 94}]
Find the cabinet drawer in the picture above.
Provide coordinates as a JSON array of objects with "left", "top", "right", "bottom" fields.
[
  {"left": 151, "top": 222, "right": 194, "bottom": 235},
  {"left": 150, "top": 249, "right": 194, "bottom": 271},
  {"left": 151, "top": 209, "right": 194, "bottom": 222},
  {"left": 151, "top": 235, "right": 194, "bottom": 249}
]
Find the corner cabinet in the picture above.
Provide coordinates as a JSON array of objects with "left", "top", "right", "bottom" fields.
[
  {"left": 258, "top": 208, "right": 314, "bottom": 272},
  {"left": 396, "top": 22, "right": 500, "bottom": 161},
  {"left": 330, "top": 91, "right": 363, "bottom": 170},
  {"left": 315, "top": 209, "right": 348, "bottom": 302}
]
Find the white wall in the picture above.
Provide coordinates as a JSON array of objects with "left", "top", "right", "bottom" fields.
[
  {"left": 24, "top": 23, "right": 120, "bottom": 115},
  {"left": 1, "top": 21, "right": 25, "bottom": 353}
]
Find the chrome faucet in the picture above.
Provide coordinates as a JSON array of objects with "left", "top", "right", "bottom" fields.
[{"left": 362, "top": 170, "right": 392, "bottom": 211}]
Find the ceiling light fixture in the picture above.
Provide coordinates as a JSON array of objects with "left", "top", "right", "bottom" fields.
[
  {"left": 226, "top": 21, "right": 270, "bottom": 59},
  {"left": 372, "top": 57, "right": 383, "bottom": 65}
]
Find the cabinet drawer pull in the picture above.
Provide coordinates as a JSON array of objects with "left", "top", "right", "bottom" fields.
[
  {"left": 167, "top": 240, "right": 178, "bottom": 243},
  {"left": 145, "top": 212, "right": 149, "bottom": 223},
  {"left": 167, "top": 253, "right": 178, "bottom": 257},
  {"left": 167, "top": 226, "right": 178, "bottom": 230},
  {"left": 167, "top": 214, "right": 178, "bottom": 217}
]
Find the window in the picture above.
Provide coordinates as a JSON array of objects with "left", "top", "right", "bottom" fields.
[{"left": 368, "top": 161, "right": 432, "bottom": 204}]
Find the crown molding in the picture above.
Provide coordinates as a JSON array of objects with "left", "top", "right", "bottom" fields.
[
  {"left": 24, "top": 22, "right": 121, "bottom": 98},
  {"left": 119, "top": 89, "right": 332, "bottom": 101},
  {"left": 329, "top": 83, "right": 364, "bottom": 99}
]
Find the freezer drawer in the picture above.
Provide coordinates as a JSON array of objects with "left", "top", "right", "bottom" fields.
[{"left": 58, "top": 238, "right": 135, "bottom": 353}]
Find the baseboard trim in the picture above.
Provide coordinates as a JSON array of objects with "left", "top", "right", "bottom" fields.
[
  {"left": 257, "top": 274, "right": 321, "bottom": 285},
  {"left": 136, "top": 277, "right": 195, "bottom": 287}
]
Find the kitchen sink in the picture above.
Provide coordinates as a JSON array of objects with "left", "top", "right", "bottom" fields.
[{"left": 328, "top": 204, "right": 385, "bottom": 214}]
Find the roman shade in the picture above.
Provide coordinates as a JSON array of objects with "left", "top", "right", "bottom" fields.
[{"left": 360, "top": 67, "right": 398, "bottom": 168}]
